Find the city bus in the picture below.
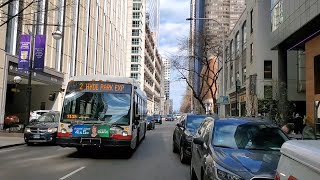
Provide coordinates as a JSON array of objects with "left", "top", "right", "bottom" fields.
[{"left": 56, "top": 75, "right": 147, "bottom": 154}]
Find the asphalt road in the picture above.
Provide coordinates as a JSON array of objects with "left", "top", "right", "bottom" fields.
[{"left": 0, "top": 121, "right": 189, "bottom": 180}]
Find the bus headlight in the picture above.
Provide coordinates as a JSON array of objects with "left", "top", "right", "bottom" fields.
[
  {"left": 48, "top": 128, "right": 58, "bottom": 133},
  {"left": 61, "top": 128, "right": 67, "bottom": 133},
  {"left": 122, "top": 131, "right": 128, "bottom": 137}
]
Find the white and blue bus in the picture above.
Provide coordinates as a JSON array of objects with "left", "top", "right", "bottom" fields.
[{"left": 56, "top": 75, "right": 147, "bottom": 154}]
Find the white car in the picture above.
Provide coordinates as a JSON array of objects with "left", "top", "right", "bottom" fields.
[
  {"left": 275, "top": 140, "right": 320, "bottom": 180},
  {"left": 29, "top": 110, "right": 51, "bottom": 121}
]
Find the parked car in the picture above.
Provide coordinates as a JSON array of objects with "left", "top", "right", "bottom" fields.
[
  {"left": 153, "top": 114, "right": 162, "bottom": 124},
  {"left": 4, "top": 115, "right": 20, "bottom": 127},
  {"left": 165, "top": 114, "right": 174, "bottom": 121},
  {"left": 190, "top": 117, "right": 289, "bottom": 180},
  {"left": 174, "top": 114, "right": 181, "bottom": 120},
  {"left": 146, "top": 116, "right": 155, "bottom": 130},
  {"left": 172, "top": 114, "right": 208, "bottom": 163},
  {"left": 29, "top": 110, "right": 51, "bottom": 121},
  {"left": 275, "top": 140, "right": 320, "bottom": 180},
  {"left": 24, "top": 111, "right": 60, "bottom": 145}
]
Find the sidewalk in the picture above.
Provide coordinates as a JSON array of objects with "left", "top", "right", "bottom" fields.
[{"left": 0, "top": 132, "right": 25, "bottom": 149}]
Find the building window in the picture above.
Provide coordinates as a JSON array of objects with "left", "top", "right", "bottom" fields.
[
  {"left": 271, "top": 0, "right": 283, "bottom": 31},
  {"left": 264, "top": 85, "right": 273, "bottom": 99},
  {"left": 132, "top": 29, "right": 140, "bottom": 36},
  {"left": 132, "top": 20, "right": 140, "bottom": 28},
  {"left": 131, "top": 73, "right": 139, "bottom": 79},
  {"left": 131, "top": 47, "right": 140, "bottom": 54},
  {"left": 132, "top": 38, "right": 140, "bottom": 45},
  {"left": 230, "top": 40, "right": 234, "bottom": 60},
  {"left": 242, "top": 67, "right": 246, "bottom": 83},
  {"left": 230, "top": 64, "right": 234, "bottom": 87},
  {"left": 314, "top": 56, "right": 320, "bottom": 94},
  {"left": 133, "top": 12, "right": 141, "bottom": 19},
  {"left": 264, "top": 60, "right": 272, "bottom": 79},
  {"left": 133, "top": 3, "right": 141, "bottom": 10},
  {"left": 250, "top": 9, "right": 253, "bottom": 33},
  {"left": 250, "top": 43, "right": 253, "bottom": 63},
  {"left": 131, "top": 64, "right": 139, "bottom": 71},
  {"left": 131, "top": 55, "right": 140, "bottom": 62},
  {"left": 242, "top": 21, "right": 247, "bottom": 50},
  {"left": 235, "top": 31, "right": 240, "bottom": 57}
]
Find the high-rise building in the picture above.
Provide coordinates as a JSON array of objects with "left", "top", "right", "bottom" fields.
[
  {"left": 0, "top": 0, "right": 130, "bottom": 128},
  {"left": 146, "top": 0, "right": 160, "bottom": 43},
  {"left": 162, "top": 58, "right": 170, "bottom": 100},
  {"left": 189, "top": 0, "right": 246, "bottom": 113},
  {"left": 126, "top": 0, "right": 162, "bottom": 115}
]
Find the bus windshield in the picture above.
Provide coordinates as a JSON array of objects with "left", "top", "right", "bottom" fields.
[{"left": 61, "top": 81, "right": 132, "bottom": 125}]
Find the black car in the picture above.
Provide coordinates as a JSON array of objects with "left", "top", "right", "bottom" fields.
[
  {"left": 146, "top": 116, "right": 155, "bottom": 130},
  {"left": 165, "top": 114, "right": 174, "bottom": 121},
  {"left": 153, "top": 114, "right": 162, "bottom": 124},
  {"left": 24, "top": 111, "right": 60, "bottom": 145},
  {"left": 190, "top": 117, "right": 289, "bottom": 180},
  {"left": 172, "top": 114, "right": 208, "bottom": 164}
]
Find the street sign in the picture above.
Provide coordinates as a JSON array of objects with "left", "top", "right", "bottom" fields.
[{"left": 218, "top": 96, "right": 229, "bottom": 105}]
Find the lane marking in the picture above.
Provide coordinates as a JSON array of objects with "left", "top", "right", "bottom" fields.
[
  {"left": 0, "top": 147, "right": 24, "bottom": 153},
  {"left": 59, "top": 166, "right": 86, "bottom": 180}
]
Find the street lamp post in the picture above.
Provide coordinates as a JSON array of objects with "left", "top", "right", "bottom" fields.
[
  {"left": 186, "top": 17, "right": 226, "bottom": 116},
  {"left": 236, "top": 79, "right": 241, "bottom": 117},
  {"left": 22, "top": 28, "right": 62, "bottom": 129}
]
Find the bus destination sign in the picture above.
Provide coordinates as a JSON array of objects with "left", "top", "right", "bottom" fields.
[{"left": 67, "top": 81, "right": 132, "bottom": 93}]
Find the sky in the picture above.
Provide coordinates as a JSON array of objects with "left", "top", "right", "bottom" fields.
[{"left": 159, "top": 0, "right": 190, "bottom": 112}]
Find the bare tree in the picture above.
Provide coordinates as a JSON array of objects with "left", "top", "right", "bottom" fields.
[
  {"left": 0, "top": 0, "right": 76, "bottom": 28},
  {"left": 171, "top": 32, "right": 223, "bottom": 113}
]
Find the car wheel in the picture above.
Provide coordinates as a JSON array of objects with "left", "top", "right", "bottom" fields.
[
  {"left": 190, "top": 159, "right": 198, "bottom": 180},
  {"left": 180, "top": 145, "right": 188, "bottom": 164},
  {"left": 153, "top": 124, "right": 155, "bottom": 129},
  {"left": 172, "top": 141, "right": 178, "bottom": 153}
]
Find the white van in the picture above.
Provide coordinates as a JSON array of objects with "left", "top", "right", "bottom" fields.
[{"left": 275, "top": 140, "right": 320, "bottom": 180}]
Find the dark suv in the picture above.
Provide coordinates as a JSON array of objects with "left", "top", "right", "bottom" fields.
[
  {"left": 24, "top": 111, "right": 60, "bottom": 145},
  {"left": 172, "top": 114, "right": 208, "bottom": 164}
]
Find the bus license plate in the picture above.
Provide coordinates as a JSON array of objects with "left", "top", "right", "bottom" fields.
[{"left": 33, "top": 135, "right": 40, "bottom": 139}]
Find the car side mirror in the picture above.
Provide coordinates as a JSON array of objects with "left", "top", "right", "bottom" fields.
[
  {"left": 176, "top": 122, "right": 184, "bottom": 128},
  {"left": 193, "top": 137, "right": 204, "bottom": 146}
]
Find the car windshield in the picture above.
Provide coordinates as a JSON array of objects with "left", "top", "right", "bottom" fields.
[
  {"left": 146, "top": 116, "right": 152, "bottom": 121},
  {"left": 186, "top": 115, "right": 207, "bottom": 131},
  {"left": 36, "top": 113, "right": 59, "bottom": 122},
  {"left": 213, "top": 122, "right": 289, "bottom": 151},
  {"left": 153, "top": 115, "right": 160, "bottom": 118},
  {"left": 61, "top": 92, "right": 131, "bottom": 125}
]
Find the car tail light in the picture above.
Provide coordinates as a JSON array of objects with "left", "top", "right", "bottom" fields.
[
  {"left": 275, "top": 172, "right": 280, "bottom": 180},
  {"left": 288, "top": 176, "right": 298, "bottom": 180}
]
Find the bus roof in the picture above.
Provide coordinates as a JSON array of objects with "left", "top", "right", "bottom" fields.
[
  {"left": 69, "top": 75, "right": 138, "bottom": 85},
  {"left": 281, "top": 140, "right": 320, "bottom": 173}
]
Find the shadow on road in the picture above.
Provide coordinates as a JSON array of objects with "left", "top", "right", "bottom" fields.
[{"left": 66, "top": 150, "right": 134, "bottom": 160}]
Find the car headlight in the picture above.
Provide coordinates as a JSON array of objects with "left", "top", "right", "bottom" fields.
[
  {"left": 48, "top": 128, "right": 58, "bottom": 133},
  {"left": 214, "top": 164, "right": 243, "bottom": 180},
  {"left": 25, "top": 128, "right": 31, "bottom": 133},
  {"left": 147, "top": 121, "right": 150, "bottom": 124}
]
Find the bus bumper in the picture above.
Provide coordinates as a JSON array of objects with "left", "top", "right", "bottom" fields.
[{"left": 56, "top": 137, "right": 131, "bottom": 148}]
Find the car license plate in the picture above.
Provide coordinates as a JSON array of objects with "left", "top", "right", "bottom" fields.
[{"left": 33, "top": 135, "right": 40, "bottom": 139}]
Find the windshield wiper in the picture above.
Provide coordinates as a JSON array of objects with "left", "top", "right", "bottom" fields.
[
  {"left": 213, "top": 145, "right": 233, "bottom": 149},
  {"left": 245, "top": 147, "right": 276, "bottom": 151}
]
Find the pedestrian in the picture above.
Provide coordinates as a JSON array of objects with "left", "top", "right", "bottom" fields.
[
  {"left": 281, "top": 123, "right": 295, "bottom": 135},
  {"left": 293, "top": 113, "right": 303, "bottom": 134},
  {"left": 302, "top": 116, "right": 316, "bottom": 140}
]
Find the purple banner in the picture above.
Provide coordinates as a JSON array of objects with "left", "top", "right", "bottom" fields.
[
  {"left": 18, "top": 35, "right": 31, "bottom": 71},
  {"left": 34, "top": 35, "right": 46, "bottom": 71}
]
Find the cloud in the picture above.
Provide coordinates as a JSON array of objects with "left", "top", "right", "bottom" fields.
[{"left": 159, "top": 0, "right": 190, "bottom": 111}]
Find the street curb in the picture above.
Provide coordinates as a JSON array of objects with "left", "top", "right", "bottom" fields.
[{"left": 0, "top": 143, "right": 26, "bottom": 149}]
